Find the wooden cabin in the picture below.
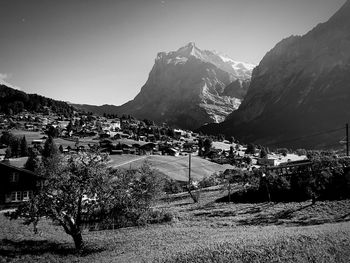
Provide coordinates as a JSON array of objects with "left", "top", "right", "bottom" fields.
[{"left": 0, "top": 161, "right": 44, "bottom": 209}]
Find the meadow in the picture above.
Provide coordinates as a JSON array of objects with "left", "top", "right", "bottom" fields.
[
  {"left": 108, "top": 154, "right": 234, "bottom": 181},
  {"left": 1, "top": 187, "right": 349, "bottom": 263}
]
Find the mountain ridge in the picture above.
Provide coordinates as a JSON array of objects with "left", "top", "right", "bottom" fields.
[
  {"left": 74, "top": 43, "right": 256, "bottom": 129},
  {"left": 198, "top": 1, "right": 350, "bottom": 149}
]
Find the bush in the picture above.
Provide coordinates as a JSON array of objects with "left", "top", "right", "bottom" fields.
[
  {"left": 99, "top": 162, "right": 166, "bottom": 229},
  {"left": 199, "top": 174, "right": 221, "bottom": 188},
  {"left": 164, "top": 179, "right": 183, "bottom": 194},
  {"left": 142, "top": 209, "right": 174, "bottom": 225}
]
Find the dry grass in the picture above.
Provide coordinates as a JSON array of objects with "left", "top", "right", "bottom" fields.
[{"left": 1, "top": 188, "right": 350, "bottom": 263}]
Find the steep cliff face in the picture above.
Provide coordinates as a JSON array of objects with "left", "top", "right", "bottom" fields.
[
  {"left": 113, "top": 42, "right": 255, "bottom": 130},
  {"left": 199, "top": 1, "right": 350, "bottom": 148}
]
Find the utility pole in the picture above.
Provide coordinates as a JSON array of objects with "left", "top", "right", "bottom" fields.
[
  {"left": 187, "top": 153, "right": 197, "bottom": 203},
  {"left": 188, "top": 153, "right": 191, "bottom": 185},
  {"left": 347, "top": 123, "right": 349, "bottom": 157}
]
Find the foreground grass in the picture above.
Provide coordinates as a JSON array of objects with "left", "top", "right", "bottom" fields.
[
  {"left": 155, "top": 229, "right": 350, "bottom": 263},
  {"left": 1, "top": 191, "right": 350, "bottom": 262}
]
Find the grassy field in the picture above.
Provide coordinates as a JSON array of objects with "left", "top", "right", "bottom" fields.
[
  {"left": 1, "top": 187, "right": 350, "bottom": 263},
  {"left": 108, "top": 154, "right": 234, "bottom": 181},
  {"left": 5, "top": 129, "right": 99, "bottom": 148}
]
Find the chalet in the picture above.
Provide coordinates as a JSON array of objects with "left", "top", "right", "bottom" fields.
[
  {"left": 32, "top": 139, "right": 44, "bottom": 146},
  {"left": 257, "top": 158, "right": 280, "bottom": 166},
  {"left": 140, "top": 143, "right": 157, "bottom": 155},
  {"left": 164, "top": 148, "right": 179, "bottom": 157},
  {"left": 264, "top": 160, "right": 313, "bottom": 176},
  {"left": 99, "top": 139, "right": 113, "bottom": 149},
  {"left": 110, "top": 119, "right": 121, "bottom": 130},
  {"left": 0, "top": 161, "right": 44, "bottom": 209}
]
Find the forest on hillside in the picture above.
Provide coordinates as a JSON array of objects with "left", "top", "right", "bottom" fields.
[{"left": 0, "top": 85, "right": 74, "bottom": 116}]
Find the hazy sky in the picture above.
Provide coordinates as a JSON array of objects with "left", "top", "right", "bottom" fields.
[{"left": 0, "top": 0, "right": 346, "bottom": 105}]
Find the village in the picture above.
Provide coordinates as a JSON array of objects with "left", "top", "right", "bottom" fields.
[{"left": 0, "top": 108, "right": 309, "bottom": 209}]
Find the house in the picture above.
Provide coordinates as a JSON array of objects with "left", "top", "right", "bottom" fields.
[
  {"left": 265, "top": 160, "right": 313, "bottom": 176},
  {"left": 139, "top": 143, "right": 157, "bottom": 155},
  {"left": 164, "top": 148, "right": 179, "bottom": 157},
  {"left": 0, "top": 161, "right": 44, "bottom": 209},
  {"left": 257, "top": 158, "right": 280, "bottom": 166},
  {"left": 32, "top": 139, "right": 44, "bottom": 146},
  {"left": 110, "top": 119, "right": 121, "bottom": 130}
]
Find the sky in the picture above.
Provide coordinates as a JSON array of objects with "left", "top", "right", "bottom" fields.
[{"left": 0, "top": 0, "right": 346, "bottom": 106}]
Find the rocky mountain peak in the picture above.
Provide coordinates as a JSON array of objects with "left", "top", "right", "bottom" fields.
[{"left": 110, "top": 43, "right": 255, "bottom": 130}]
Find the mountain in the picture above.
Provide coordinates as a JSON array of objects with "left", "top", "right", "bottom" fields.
[
  {"left": 0, "top": 84, "right": 74, "bottom": 116},
  {"left": 74, "top": 43, "right": 255, "bottom": 130},
  {"left": 198, "top": 1, "right": 350, "bottom": 149}
]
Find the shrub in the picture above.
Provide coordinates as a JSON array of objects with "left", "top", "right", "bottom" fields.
[
  {"left": 199, "top": 173, "right": 221, "bottom": 188},
  {"left": 164, "top": 179, "right": 183, "bottom": 194}
]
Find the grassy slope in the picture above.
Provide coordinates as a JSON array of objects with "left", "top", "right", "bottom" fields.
[
  {"left": 109, "top": 155, "right": 234, "bottom": 181},
  {"left": 7, "top": 129, "right": 98, "bottom": 148},
  {"left": 1, "top": 188, "right": 350, "bottom": 263}
]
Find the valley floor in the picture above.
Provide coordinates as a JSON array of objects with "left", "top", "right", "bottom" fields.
[{"left": 1, "top": 190, "right": 350, "bottom": 263}]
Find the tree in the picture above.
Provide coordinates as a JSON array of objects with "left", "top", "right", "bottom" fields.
[
  {"left": 0, "top": 131, "right": 15, "bottom": 146},
  {"left": 42, "top": 136, "right": 58, "bottom": 159},
  {"left": 25, "top": 148, "right": 40, "bottom": 172},
  {"left": 8, "top": 152, "right": 113, "bottom": 250},
  {"left": 59, "top": 145, "right": 64, "bottom": 153},
  {"left": 260, "top": 147, "right": 268, "bottom": 159},
  {"left": 229, "top": 146, "right": 234, "bottom": 157},
  {"left": 277, "top": 148, "right": 288, "bottom": 157},
  {"left": 47, "top": 125, "right": 59, "bottom": 138},
  {"left": 245, "top": 143, "right": 256, "bottom": 155},
  {"left": 10, "top": 137, "right": 20, "bottom": 157},
  {"left": 203, "top": 138, "right": 212, "bottom": 155},
  {"left": 217, "top": 134, "right": 225, "bottom": 142},
  {"left": 229, "top": 136, "right": 235, "bottom": 144},
  {"left": 5, "top": 147, "right": 12, "bottom": 159},
  {"left": 20, "top": 136, "right": 28, "bottom": 157},
  {"left": 198, "top": 138, "right": 204, "bottom": 156}
]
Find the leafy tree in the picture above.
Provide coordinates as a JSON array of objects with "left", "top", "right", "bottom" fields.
[
  {"left": 229, "top": 136, "right": 235, "bottom": 144},
  {"left": 20, "top": 136, "right": 28, "bottom": 157},
  {"left": 245, "top": 143, "right": 256, "bottom": 155},
  {"left": 99, "top": 162, "right": 165, "bottom": 227},
  {"left": 59, "top": 145, "right": 64, "bottom": 153},
  {"left": 66, "top": 121, "right": 73, "bottom": 133},
  {"left": 5, "top": 147, "right": 11, "bottom": 159},
  {"left": 229, "top": 146, "right": 234, "bottom": 157},
  {"left": 259, "top": 147, "right": 268, "bottom": 159},
  {"left": 295, "top": 148, "right": 307, "bottom": 156},
  {"left": 8, "top": 152, "right": 113, "bottom": 250},
  {"left": 203, "top": 138, "right": 212, "bottom": 155},
  {"left": 0, "top": 131, "right": 15, "bottom": 146},
  {"left": 47, "top": 125, "right": 59, "bottom": 138},
  {"left": 217, "top": 134, "right": 225, "bottom": 142},
  {"left": 277, "top": 148, "right": 289, "bottom": 157}
]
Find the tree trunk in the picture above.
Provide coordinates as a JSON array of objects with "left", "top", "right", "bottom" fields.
[{"left": 72, "top": 232, "right": 84, "bottom": 250}]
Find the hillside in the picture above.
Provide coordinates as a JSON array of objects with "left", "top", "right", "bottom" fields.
[
  {"left": 74, "top": 43, "right": 255, "bottom": 130},
  {"left": 198, "top": 1, "right": 350, "bottom": 149},
  {"left": 108, "top": 154, "right": 234, "bottom": 181},
  {"left": 0, "top": 85, "right": 74, "bottom": 116},
  {"left": 1, "top": 194, "right": 349, "bottom": 262}
]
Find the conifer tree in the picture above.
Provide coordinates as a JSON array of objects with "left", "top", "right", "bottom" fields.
[
  {"left": 42, "top": 136, "right": 58, "bottom": 159},
  {"left": 20, "top": 136, "right": 28, "bottom": 157}
]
